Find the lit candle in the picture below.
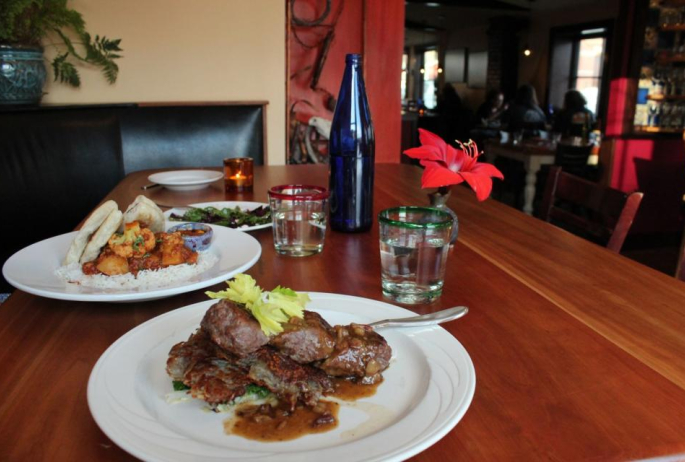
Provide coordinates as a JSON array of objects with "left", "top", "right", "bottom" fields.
[
  {"left": 230, "top": 171, "right": 246, "bottom": 186},
  {"left": 224, "top": 157, "right": 254, "bottom": 192}
]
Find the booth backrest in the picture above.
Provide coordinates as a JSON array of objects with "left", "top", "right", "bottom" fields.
[
  {"left": 120, "top": 104, "right": 265, "bottom": 173},
  {"left": 0, "top": 102, "right": 266, "bottom": 292}
]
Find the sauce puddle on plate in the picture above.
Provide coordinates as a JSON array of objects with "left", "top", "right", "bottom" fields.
[
  {"left": 329, "top": 377, "right": 382, "bottom": 401},
  {"left": 224, "top": 401, "right": 339, "bottom": 442},
  {"left": 223, "top": 378, "right": 381, "bottom": 441}
]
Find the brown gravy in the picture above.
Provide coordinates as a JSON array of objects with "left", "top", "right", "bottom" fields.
[
  {"left": 329, "top": 377, "right": 383, "bottom": 401},
  {"left": 223, "top": 379, "right": 381, "bottom": 441},
  {"left": 225, "top": 400, "right": 339, "bottom": 442}
]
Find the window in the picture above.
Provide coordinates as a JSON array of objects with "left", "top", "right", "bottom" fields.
[
  {"left": 572, "top": 36, "right": 606, "bottom": 114},
  {"left": 548, "top": 23, "right": 612, "bottom": 119},
  {"left": 422, "top": 49, "right": 439, "bottom": 110},
  {"left": 401, "top": 52, "right": 408, "bottom": 102}
]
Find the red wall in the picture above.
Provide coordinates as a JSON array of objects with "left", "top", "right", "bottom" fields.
[
  {"left": 288, "top": 0, "right": 403, "bottom": 163},
  {"left": 364, "top": 1, "right": 404, "bottom": 163},
  {"left": 610, "top": 138, "right": 685, "bottom": 234},
  {"left": 604, "top": 3, "right": 685, "bottom": 235}
]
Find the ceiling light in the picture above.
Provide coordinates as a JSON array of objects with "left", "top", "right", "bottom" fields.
[
  {"left": 523, "top": 44, "right": 532, "bottom": 57},
  {"left": 420, "top": 68, "right": 425, "bottom": 74},
  {"left": 438, "top": 68, "right": 443, "bottom": 73}
]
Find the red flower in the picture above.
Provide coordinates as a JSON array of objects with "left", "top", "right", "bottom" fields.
[{"left": 403, "top": 129, "right": 504, "bottom": 201}]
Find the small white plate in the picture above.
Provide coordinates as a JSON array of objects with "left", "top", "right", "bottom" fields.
[
  {"left": 148, "top": 170, "right": 223, "bottom": 191},
  {"left": 2, "top": 225, "right": 261, "bottom": 302},
  {"left": 165, "top": 201, "right": 272, "bottom": 232},
  {"left": 87, "top": 294, "right": 476, "bottom": 462}
]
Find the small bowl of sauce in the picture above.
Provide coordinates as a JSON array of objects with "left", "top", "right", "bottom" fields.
[{"left": 166, "top": 223, "right": 213, "bottom": 251}]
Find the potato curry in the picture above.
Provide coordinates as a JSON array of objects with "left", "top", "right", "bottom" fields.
[{"left": 82, "top": 221, "right": 198, "bottom": 276}]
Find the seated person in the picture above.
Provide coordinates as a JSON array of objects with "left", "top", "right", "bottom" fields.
[
  {"left": 504, "top": 84, "right": 547, "bottom": 134},
  {"left": 476, "top": 89, "right": 508, "bottom": 128},
  {"left": 553, "top": 90, "right": 595, "bottom": 138},
  {"left": 437, "top": 83, "right": 472, "bottom": 141}
]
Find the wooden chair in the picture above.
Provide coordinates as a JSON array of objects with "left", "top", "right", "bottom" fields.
[
  {"left": 677, "top": 229, "right": 685, "bottom": 282},
  {"left": 540, "top": 167, "right": 643, "bottom": 253}
]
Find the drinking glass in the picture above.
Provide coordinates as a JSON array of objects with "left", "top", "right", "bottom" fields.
[
  {"left": 379, "top": 207, "right": 453, "bottom": 304},
  {"left": 268, "top": 185, "right": 329, "bottom": 257}
]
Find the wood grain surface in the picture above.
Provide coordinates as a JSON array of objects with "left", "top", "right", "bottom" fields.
[{"left": 1, "top": 164, "right": 685, "bottom": 461}]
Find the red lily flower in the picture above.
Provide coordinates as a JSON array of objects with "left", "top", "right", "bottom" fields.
[{"left": 403, "top": 129, "right": 504, "bottom": 201}]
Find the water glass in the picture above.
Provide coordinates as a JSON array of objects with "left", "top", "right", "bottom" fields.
[
  {"left": 379, "top": 207, "right": 453, "bottom": 304},
  {"left": 268, "top": 185, "right": 329, "bottom": 257}
]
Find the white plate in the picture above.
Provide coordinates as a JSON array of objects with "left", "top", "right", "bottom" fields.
[
  {"left": 148, "top": 170, "right": 223, "bottom": 191},
  {"left": 87, "top": 294, "right": 476, "bottom": 462},
  {"left": 2, "top": 225, "right": 261, "bottom": 302},
  {"left": 165, "top": 201, "right": 272, "bottom": 232}
]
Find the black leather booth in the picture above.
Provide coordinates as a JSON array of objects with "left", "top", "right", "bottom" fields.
[{"left": 0, "top": 102, "right": 265, "bottom": 292}]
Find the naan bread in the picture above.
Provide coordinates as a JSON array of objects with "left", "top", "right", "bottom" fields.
[
  {"left": 63, "top": 200, "right": 118, "bottom": 265},
  {"left": 122, "top": 195, "right": 165, "bottom": 233},
  {"left": 80, "top": 210, "right": 123, "bottom": 264}
]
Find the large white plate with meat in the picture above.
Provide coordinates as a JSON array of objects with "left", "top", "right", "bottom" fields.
[
  {"left": 87, "top": 294, "right": 476, "bottom": 462},
  {"left": 2, "top": 225, "right": 261, "bottom": 302}
]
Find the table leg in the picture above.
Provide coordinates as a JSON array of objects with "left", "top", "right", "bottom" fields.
[{"left": 522, "top": 160, "right": 541, "bottom": 216}]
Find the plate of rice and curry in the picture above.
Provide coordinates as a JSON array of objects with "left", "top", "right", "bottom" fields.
[{"left": 2, "top": 196, "right": 261, "bottom": 302}]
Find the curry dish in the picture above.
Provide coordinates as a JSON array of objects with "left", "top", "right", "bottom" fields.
[{"left": 82, "top": 221, "right": 198, "bottom": 276}]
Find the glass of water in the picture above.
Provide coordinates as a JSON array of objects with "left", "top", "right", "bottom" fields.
[
  {"left": 379, "top": 207, "right": 453, "bottom": 304},
  {"left": 268, "top": 185, "right": 329, "bottom": 257}
]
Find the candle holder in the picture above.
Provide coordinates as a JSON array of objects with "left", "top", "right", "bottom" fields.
[{"left": 223, "top": 157, "right": 254, "bottom": 192}]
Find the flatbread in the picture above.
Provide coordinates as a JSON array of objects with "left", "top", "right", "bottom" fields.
[
  {"left": 80, "top": 210, "right": 123, "bottom": 263},
  {"left": 122, "top": 195, "right": 165, "bottom": 233},
  {"left": 63, "top": 200, "right": 118, "bottom": 265}
]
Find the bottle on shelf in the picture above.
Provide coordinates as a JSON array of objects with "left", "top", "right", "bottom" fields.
[{"left": 328, "top": 53, "right": 375, "bottom": 233}]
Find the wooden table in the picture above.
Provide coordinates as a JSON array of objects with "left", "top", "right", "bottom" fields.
[
  {"left": 484, "top": 140, "right": 556, "bottom": 215},
  {"left": 2, "top": 164, "right": 685, "bottom": 461}
]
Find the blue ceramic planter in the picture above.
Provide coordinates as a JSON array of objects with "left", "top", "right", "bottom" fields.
[{"left": 0, "top": 45, "right": 46, "bottom": 105}]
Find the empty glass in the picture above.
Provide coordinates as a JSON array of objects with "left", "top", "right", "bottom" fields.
[{"left": 268, "top": 185, "right": 329, "bottom": 257}]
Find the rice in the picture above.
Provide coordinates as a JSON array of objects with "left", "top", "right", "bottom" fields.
[{"left": 55, "top": 251, "right": 219, "bottom": 291}]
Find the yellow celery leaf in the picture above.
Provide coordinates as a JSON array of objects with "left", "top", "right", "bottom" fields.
[
  {"left": 266, "top": 291, "right": 306, "bottom": 319},
  {"left": 250, "top": 299, "right": 288, "bottom": 336},
  {"left": 205, "top": 274, "right": 262, "bottom": 306},
  {"left": 205, "top": 275, "right": 312, "bottom": 336}
]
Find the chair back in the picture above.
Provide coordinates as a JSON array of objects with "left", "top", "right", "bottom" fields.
[
  {"left": 540, "top": 167, "right": 643, "bottom": 252},
  {"left": 677, "top": 233, "right": 685, "bottom": 282},
  {"left": 555, "top": 143, "right": 593, "bottom": 178}
]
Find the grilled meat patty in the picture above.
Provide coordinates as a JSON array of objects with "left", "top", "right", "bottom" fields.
[
  {"left": 318, "top": 323, "right": 392, "bottom": 384},
  {"left": 201, "top": 300, "right": 269, "bottom": 357},
  {"left": 168, "top": 302, "right": 393, "bottom": 409},
  {"left": 269, "top": 311, "right": 336, "bottom": 363},
  {"left": 166, "top": 329, "right": 223, "bottom": 381},
  {"left": 184, "top": 358, "right": 251, "bottom": 405},
  {"left": 244, "top": 347, "right": 334, "bottom": 409}
]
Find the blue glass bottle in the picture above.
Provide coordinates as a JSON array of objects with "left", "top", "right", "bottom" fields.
[{"left": 329, "top": 54, "right": 375, "bottom": 232}]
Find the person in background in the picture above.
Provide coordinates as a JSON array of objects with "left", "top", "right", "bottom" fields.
[
  {"left": 437, "top": 83, "right": 471, "bottom": 141},
  {"left": 504, "top": 84, "right": 547, "bottom": 134},
  {"left": 476, "top": 89, "right": 508, "bottom": 127},
  {"left": 553, "top": 90, "right": 595, "bottom": 138}
]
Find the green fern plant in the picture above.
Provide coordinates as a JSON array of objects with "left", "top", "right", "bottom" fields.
[{"left": 0, "top": 0, "right": 123, "bottom": 87}]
